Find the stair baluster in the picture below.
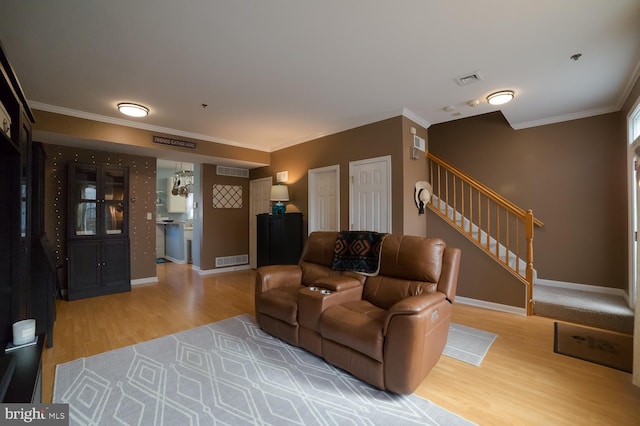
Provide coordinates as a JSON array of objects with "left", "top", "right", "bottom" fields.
[{"left": 426, "top": 152, "right": 543, "bottom": 315}]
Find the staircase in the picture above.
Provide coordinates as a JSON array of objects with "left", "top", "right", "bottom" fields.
[
  {"left": 426, "top": 153, "right": 634, "bottom": 331},
  {"left": 427, "top": 153, "right": 542, "bottom": 315},
  {"left": 431, "top": 196, "right": 533, "bottom": 281}
]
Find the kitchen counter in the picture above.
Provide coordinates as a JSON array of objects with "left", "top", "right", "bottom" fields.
[
  {"left": 157, "top": 221, "right": 192, "bottom": 229},
  {"left": 159, "top": 222, "right": 193, "bottom": 263}
]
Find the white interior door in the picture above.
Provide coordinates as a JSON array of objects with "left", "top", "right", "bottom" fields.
[
  {"left": 249, "top": 177, "right": 272, "bottom": 268},
  {"left": 349, "top": 155, "right": 391, "bottom": 232},
  {"left": 308, "top": 165, "right": 340, "bottom": 234}
]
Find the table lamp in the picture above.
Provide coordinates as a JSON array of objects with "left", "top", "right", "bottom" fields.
[{"left": 270, "top": 185, "right": 289, "bottom": 214}]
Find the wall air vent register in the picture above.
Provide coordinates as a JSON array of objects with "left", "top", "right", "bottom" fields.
[{"left": 216, "top": 166, "right": 249, "bottom": 178}]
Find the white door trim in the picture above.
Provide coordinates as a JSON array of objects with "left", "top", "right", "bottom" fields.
[
  {"left": 308, "top": 164, "right": 340, "bottom": 234},
  {"left": 627, "top": 97, "right": 640, "bottom": 307},
  {"left": 349, "top": 155, "right": 392, "bottom": 232}
]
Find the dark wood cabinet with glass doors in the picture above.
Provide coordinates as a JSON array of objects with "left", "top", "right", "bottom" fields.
[{"left": 67, "top": 163, "right": 131, "bottom": 300}]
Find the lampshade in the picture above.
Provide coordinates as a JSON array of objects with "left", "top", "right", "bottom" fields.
[
  {"left": 270, "top": 185, "right": 289, "bottom": 202},
  {"left": 486, "top": 90, "right": 514, "bottom": 106},
  {"left": 117, "top": 102, "right": 149, "bottom": 117}
]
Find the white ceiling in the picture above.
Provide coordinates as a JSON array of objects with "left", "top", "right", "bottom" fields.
[{"left": 1, "top": 1, "right": 639, "bottom": 161}]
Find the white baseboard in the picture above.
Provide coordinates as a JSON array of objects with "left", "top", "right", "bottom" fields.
[
  {"left": 195, "top": 264, "right": 251, "bottom": 276},
  {"left": 163, "top": 256, "right": 187, "bottom": 264},
  {"left": 131, "top": 276, "right": 159, "bottom": 286},
  {"left": 455, "top": 296, "right": 527, "bottom": 316},
  {"left": 458, "top": 281, "right": 633, "bottom": 314}
]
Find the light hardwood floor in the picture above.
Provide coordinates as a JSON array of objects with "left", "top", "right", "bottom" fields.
[{"left": 42, "top": 263, "right": 640, "bottom": 425}]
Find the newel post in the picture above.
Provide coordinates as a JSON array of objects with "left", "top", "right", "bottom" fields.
[{"left": 525, "top": 209, "right": 535, "bottom": 316}]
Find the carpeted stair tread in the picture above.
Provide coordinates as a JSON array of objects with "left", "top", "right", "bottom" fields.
[{"left": 533, "top": 285, "right": 633, "bottom": 334}]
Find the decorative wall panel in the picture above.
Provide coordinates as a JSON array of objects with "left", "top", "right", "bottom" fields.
[{"left": 212, "top": 184, "right": 243, "bottom": 209}]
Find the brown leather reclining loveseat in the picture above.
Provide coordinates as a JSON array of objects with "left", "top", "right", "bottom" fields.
[{"left": 255, "top": 231, "right": 461, "bottom": 394}]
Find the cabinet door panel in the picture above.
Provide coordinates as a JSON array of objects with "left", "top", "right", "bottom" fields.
[
  {"left": 103, "top": 202, "right": 125, "bottom": 235},
  {"left": 67, "top": 241, "right": 100, "bottom": 299},
  {"left": 68, "top": 163, "right": 128, "bottom": 239},
  {"left": 71, "top": 165, "right": 98, "bottom": 200},
  {"left": 103, "top": 167, "right": 125, "bottom": 201},
  {"left": 256, "top": 213, "right": 302, "bottom": 266},
  {"left": 101, "top": 239, "right": 130, "bottom": 290},
  {"left": 269, "top": 215, "right": 286, "bottom": 263},
  {"left": 75, "top": 201, "right": 97, "bottom": 235},
  {"left": 283, "top": 213, "right": 303, "bottom": 264},
  {"left": 256, "top": 214, "right": 270, "bottom": 267}
]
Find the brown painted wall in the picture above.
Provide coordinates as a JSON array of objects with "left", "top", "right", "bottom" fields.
[
  {"left": 428, "top": 111, "right": 627, "bottom": 290},
  {"left": 199, "top": 164, "right": 250, "bottom": 270},
  {"left": 251, "top": 116, "right": 431, "bottom": 236},
  {"left": 42, "top": 144, "right": 157, "bottom": 286},
  {"left": 34, "top": 110, "right": 270, "bottom": 166},
  {"left": 427, "top": 208, "right": 526, "bottom": 307},
  {"left": 35, "top": 109, "right": 266, "bottom": 280},
  {"left": 401, "top": 117, "right": 429, "bottom": 236}
]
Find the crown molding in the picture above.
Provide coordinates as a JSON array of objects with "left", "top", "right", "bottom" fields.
[
  {"left": 618, "top": 58, "right": 640, "bottom": 111},
  {"left": 401, "top": 108, "right": 431, "bottom": 129},
  {"left": 31, "top": 102, "right": 434, "bottom": 153},
  {"left": 510, "top": 105, "right": 619, "bottom": 130},
  {"left": 29, "top": 101, "right": 269, "bottom": 152}
]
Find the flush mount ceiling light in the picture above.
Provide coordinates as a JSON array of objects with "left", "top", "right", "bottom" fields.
[
  {"left": 487, "top": 90, "right": 514, "bottom": 106},
  {"left": 117, "top": 102, "right": 149, "bottom": 117}
]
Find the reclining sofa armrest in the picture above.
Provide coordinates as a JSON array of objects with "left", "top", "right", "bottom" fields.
[
  {"left": 341, "top": 270, "right": 367, "bottom": 285},
  {"left": 383, "top": 292, "right": 447, "bottom": 335},
  {"left": 313, "top": 275, "right": 362, "bottom": 292},
  {"left": 438, "top": 247, "right": 461, "bottom": 302},
  {"left": 382, "top": 292, "right": 453, "bottom": 394},
  {"left": 255, "top": 265, "right": 303, "bottom": 293}
]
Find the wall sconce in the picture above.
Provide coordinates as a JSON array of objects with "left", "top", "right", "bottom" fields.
[{"left": 270, "top": 184, "right": 289, "bottom": 214}]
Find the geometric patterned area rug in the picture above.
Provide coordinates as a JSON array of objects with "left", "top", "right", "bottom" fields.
[
  {"left": 443, "top": 323, "right": 498, "bottom": 367},
  {"left": 54, "top": 315, "right": 474, "bottom": 425},
  {"left": 554, "top": 321, "right": 633, "bottom": 373}
]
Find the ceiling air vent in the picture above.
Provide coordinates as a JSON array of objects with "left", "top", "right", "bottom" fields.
[
  {"left": 455, "top": 72, "right": 483, "bottom": 86},
  {"left": 216, "top": 165, "right": 249, "bottom": 178}
]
